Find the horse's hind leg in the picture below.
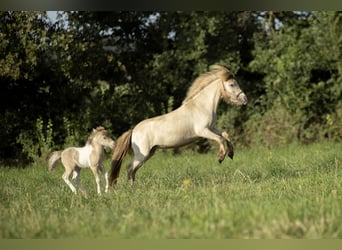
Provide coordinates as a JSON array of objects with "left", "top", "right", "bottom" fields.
[
  {"left": 127, "top": 159, "right": 144, "bottom": 186},
  {"left": 127, "top": 147, "right": 155, "bottom": 186}
]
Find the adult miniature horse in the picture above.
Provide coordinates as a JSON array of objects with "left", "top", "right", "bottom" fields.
[
  {"left": 48, "top": 126, "right": 116, "bottom": 194},
  {"left": 109, "top": 65, "right": 247, "bottom": 186}
]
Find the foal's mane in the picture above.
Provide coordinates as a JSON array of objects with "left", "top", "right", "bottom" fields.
[
  {"left": 182, "top": 65, "right": 235, "bottom": 104},
  {"left": 87, "top": 126, "right": 107, "bottom": 145}
]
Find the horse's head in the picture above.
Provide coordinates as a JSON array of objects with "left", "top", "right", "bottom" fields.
[
  {"left": 220, "top": 73, "right": 247, "bottom": 106},
  {"left": 91, "top": 127, "right": 116, "bottom": 149}
]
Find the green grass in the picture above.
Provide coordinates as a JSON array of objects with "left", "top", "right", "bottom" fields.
[{"left": 1, "top": 142, "right": 342, "bottom": 238}]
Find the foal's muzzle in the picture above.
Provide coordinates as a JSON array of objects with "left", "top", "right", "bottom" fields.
[{"left": 110, "top": 141, "right": 116, "bottom": 149}]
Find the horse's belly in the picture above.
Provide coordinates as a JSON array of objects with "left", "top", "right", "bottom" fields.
[
  {"left": 133, "top": 111, "right": 198, "bottom": 149},
  {"left": 152, "top": 128, "right": 197, "bottom": 148},
  {"left": 158, "top": 137, "right": 196, "bottom": 149}
]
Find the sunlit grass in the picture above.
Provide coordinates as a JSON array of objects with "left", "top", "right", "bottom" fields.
[{"left": 1, "top": 142, "right": 341, "bottom": 238}]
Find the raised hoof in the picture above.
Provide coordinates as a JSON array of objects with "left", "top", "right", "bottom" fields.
[
  {"left": 218, "top": 155, "right": 225, "bottom": 164},
  {"left": 228, "top": 151, "right": 234, "bottom": 160}
]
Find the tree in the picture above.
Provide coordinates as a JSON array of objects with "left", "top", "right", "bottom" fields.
[
  {"left": 248, "top": 11, "right": 342, "bottom": 144},
  {"left": 4, "top": 11, "right": 340, "bottom": 164},
  {"left": 0, "top": 11, "right": 50, "bottom": 160}
]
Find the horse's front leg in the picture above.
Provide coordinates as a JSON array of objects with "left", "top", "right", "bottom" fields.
[
  {"left": 196, "top": 128, "right": 227, "bottom": 163},
  {"left": 221, "top": 131, "right": 234, "bottom": 159},
  {"left": 211, "top": 128, "right": 234, "bottom": 160}
]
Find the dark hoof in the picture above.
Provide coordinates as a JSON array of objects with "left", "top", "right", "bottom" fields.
[{"left": 228, "top": 151, "right": 234, "bottom": 160}]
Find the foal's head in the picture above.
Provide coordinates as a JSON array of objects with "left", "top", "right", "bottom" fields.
[{"left": 88, "top": 126, "right": 116, "bottom": 149}]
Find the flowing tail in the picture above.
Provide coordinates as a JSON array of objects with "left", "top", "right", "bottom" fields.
[
  {"left": 109, "top": 129, "right": 133, "bottom": 186},
  {"left": 48, "top": 151, "right": 62, "bottom": 171}
]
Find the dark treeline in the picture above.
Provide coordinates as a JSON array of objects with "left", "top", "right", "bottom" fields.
[{"left": 1, "top": 11, "right": 341, "bottom": 165}]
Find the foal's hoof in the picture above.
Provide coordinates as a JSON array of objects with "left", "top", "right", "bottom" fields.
[{"left": 228, "top": 151, "right": 234, "bottom": 160}]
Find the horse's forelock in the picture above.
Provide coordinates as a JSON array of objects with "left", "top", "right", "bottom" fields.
[{"left": 210, "top": 65, "right": 235, "bottom": 81}]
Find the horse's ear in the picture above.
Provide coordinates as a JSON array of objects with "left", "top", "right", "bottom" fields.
[{"left": 225, "top": 72, "right": 235, "bottom": 81}]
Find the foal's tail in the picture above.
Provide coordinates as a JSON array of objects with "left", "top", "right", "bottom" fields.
[
  {"left": 109, "top": 129, "right": 133, "bottom": 186},
  {"left": 48, "top": 151, "right": 62, "bottom": 171}
]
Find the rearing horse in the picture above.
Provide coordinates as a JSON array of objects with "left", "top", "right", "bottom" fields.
[{"left": 109, "top": 65, "right": 247, "bottom": 186}]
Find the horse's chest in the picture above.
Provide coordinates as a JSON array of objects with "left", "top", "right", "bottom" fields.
[{"left": 78, "top": 155, "right": 90, "bottom": 168}]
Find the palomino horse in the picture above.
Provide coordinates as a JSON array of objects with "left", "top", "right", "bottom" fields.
[
  {"left": 109, "top": 65, "right": 247, "bottom": 186},
  {"left": 48, "top": 126, "right": 115, "bottom": 194}
]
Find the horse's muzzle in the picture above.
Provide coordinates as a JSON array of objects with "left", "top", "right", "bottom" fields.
[{"left": 237, "top": 91, "right": 248, "bottom": 105}]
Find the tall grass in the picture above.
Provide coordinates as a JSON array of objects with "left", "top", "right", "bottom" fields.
[{"left": 1, "top": 142, "right": 341, "bottom": 238}]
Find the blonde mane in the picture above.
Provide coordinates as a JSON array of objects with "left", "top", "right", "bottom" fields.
[
  {"left": 182, "top": 65, "right": 235, "bottom": 104},
  {"left": 87, "top": 126, "right": 107, "bottom": 145}
]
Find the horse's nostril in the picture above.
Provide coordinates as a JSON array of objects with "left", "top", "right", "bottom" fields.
[
  {"left": 237, "top": 92, "right": 247, "bottom": 105},
  {"left": 243, "top": 95, "right": 248, "bottom": 104}
]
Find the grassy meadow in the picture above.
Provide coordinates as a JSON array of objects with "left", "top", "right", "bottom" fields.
[{"left": 0, "top": 142, "right": 342, "bottom": 238}]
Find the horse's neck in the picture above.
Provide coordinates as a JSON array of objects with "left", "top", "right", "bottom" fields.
[{"left": 188, "top": 79, "right": 222, "bottom": 113}]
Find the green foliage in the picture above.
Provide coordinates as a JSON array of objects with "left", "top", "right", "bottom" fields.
[
  {"left": 1, "top": 11, "right": 342, "bottom": 163},
  {"left": 242, "top": 104, "right": 298, "bottom": 146},
  {"left": 249, "top": 11, "right": 342, "bottom": 144},
  {"left": 0, "top": 11, "right": 48, "bottom": 80},
  {"left": 1, "top": 142, "right": 341, "bottom": 238},
  {"left": 16, "top": 117, "right": 54, "bottom": 165},
  {"left": 62, "top": 117, "right": 81, "bottom": 147}
]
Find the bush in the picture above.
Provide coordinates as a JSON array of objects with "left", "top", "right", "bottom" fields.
[
  {"left": 16, "top": 117, "right": 54, "bottom": 166},
  {"left": 242, "top": 104, "right": 298, "bottom": 147}
]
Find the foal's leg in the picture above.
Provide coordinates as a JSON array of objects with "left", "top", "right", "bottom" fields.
[
  {"left": 72, "top": 167, "right": 86, "bottom": 193},
  {"left": 98, "top": 164, "right": 109, "bottom": 193},
  {"left": 197, "top": 128, "right": 227, "bottom": 163},
  {"left": 62, "top": 166, "right": 77, "bottom": 194},
  {"left": 90, "top": 166, "right": 102, "bottom": 194},
  {"left": 61, "top": 151, "right": 78, "bottom": 193}
]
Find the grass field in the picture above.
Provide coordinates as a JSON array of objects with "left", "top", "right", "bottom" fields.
[{"left": 0, "top": 142, "right": 341, "bottom": 238}]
